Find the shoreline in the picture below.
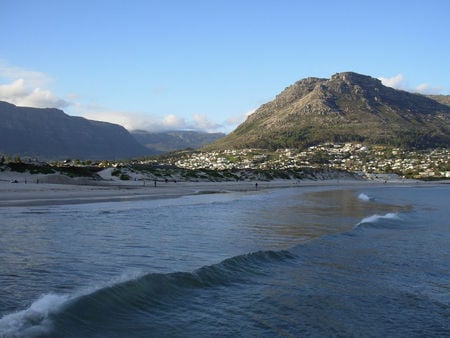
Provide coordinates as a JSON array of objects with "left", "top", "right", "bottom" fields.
[
  {"left": 0, "top": 179, "right": 314, "bottom": 207},
  {"left": 0, "top": 174, "right": 442, "bottom": 207}
]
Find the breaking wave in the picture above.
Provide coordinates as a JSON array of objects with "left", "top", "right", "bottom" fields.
[
  {"left": 0, "top": 249, "right": 295, "bottom": 337},
  {"left": 354, "top": 212, "right": 401, "bottom": 229},
  {"left": 357, "top": 193, "right": 371, "bottom": 202},
  {"left": 0, "top": 293, "right": 70, "bottom": 337}
]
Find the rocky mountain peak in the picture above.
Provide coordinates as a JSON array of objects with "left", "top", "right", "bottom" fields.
[
  {"left": 331, "top": 72, "right": 382, "bottom": 86},
  {"left": 268, "top": 72, "right": 386, "bottom": 111}
]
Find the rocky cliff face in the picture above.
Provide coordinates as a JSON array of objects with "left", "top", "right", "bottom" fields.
[
  {"left": 208, "top": 72, "right": 450, "bottom": 150},
  {"left": 0, "top": 101, "right": 150, "bottom": 160}
]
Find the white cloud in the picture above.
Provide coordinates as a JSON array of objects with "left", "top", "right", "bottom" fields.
[
  {"left": 80, "top": 108, "right": 227, "bottom": 133},
  {"left": 0, "top": 79, "right": 70, "bottom": 108},
  {"left": 379, "top": 74, "right": 407, "bottom": 90},
  {"left": 81, "top": 110, "right": 159, "bottom": 131},
  {"left": 379, "top": 73, "right": 445, "bottom": 94},
  {"left": 0, "top": 78, "right": 25, "bottom": 97},
  {"left": 191, "top": 114, "right": 222, "bottom": 132},
  {"left": 163, "top": 114, "right": 187, "bottom": 129},
  {"left": 81, "top": 109, "right": 189, "bottom": 132},
  {"left": 414, "top": 83, "right": 443, "bottom": 95},
  {"left": 0, "top": 61, "right": 70, "bottom": 108}
]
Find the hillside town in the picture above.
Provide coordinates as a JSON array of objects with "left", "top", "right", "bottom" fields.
[
  {"left": 162, "top": 144, "right": 450, "bottom": 179},
  {"left": 1, "top": 143, "right": 449, "bottom": 181}
]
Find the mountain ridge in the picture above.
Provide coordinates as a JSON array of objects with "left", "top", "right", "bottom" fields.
[
  {"left": 207, "top": 72, "right": 450, "bottom": 150},
  {"left": 0, "top": 101, "right": 150, "bottom": 160}
]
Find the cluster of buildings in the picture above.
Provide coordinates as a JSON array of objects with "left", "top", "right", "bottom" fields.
[
  {"left": 167, "top": 144, "right": 450, "bottom": 179},
  {"left": 5, "top": 143, "right": 447, "bottom": 180}
]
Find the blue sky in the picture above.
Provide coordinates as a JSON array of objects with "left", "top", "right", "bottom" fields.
[{"left": 0, "top": 0, "right": 449, "bottom": 133}]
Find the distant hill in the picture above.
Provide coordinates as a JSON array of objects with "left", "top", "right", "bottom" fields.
[
  {"left": 0, "top": 101, "right": 150, "bottom": 160},
  {"left": 131, "top": 130, "right": 225, "bottom": 153},
  {"left": 207, "top": 72, "right": 450, "bottom": 150},
  {"left": 427, "top": 95, "right": 450, "bottom": 107}
]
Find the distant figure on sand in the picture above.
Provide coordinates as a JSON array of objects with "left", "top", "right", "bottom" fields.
[{"left": 255, "top": 182, "right": 258, "bottom": 190}]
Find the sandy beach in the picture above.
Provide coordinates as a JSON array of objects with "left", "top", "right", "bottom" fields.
[
  {"left": 0, "top": 179, "right": 271, "bottom": 207},
  {"left": 0, "top": 166, "right": 434, "bottom": 207},
  {"left": 0, "top": 168, "right": 393, "bottom": 207},
  {"left": 0, "top": 177, "right": 338, "bottom": 207}
]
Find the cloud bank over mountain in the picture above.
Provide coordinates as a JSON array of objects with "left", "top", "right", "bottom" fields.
[
  {"left": 0, "top": 61, "right": 70, "bottom": 109},
  {"left": 0, "top": 61, "right": 232, "bottom": 133},
  {"left": 379, "top": 73, "right": 445, "bottom": 94}
]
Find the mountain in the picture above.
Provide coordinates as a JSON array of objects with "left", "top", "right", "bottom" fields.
[
  {"left": 0, "top": 101, "right": 150, "bottom": 160},
  {"left": 131, "top": 130, "right": 225, "bottom": 154},
  {"left": 207, "top": 72, "right": 450, "bottom": 150}
]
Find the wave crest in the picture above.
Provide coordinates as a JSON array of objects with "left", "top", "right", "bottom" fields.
[
  {"left": 0, "top": 293, "right": 70, "bottom": 336},
  {"left": 0, "top": 249, "right": 295, "bottom": 336},
  {"left": 357, "top": 193, "right": 371, "bottom": 202},
  {"left": 354, "top": 212, "right": 400, "bottom": 229}
]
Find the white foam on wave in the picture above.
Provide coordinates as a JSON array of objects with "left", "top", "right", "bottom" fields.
[
  {"left": 357, "top": 193, "right": 371, "bottom": 202},
  {"left": 0, "top": 293, "right": 70, "bottom": 336},
  {"left": 354, "top": 212, "right": 400, "bottom": 229},
  {"left": 0, "top": 269, "right": 145, "bottom": 336}
]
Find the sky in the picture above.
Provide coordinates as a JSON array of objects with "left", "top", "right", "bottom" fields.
[{"left": 0, "top": 0, "right": 449, "bottom": 133}]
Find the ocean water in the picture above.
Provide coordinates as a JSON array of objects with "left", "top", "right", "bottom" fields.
[{"left": 0, "top": 184, "right": 449, "bottom": 337}]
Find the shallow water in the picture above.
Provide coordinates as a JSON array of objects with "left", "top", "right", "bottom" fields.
[{"left": 1, "top": 184, "right": 449, "bottom": 337}]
